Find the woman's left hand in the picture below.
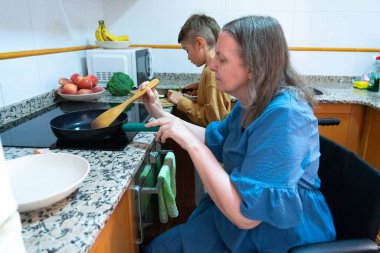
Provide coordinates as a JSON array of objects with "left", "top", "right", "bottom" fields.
[{"left": 145, "top": 116, "right": 199, "bottom": 151}]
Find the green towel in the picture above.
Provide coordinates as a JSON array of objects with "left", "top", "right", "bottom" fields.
[
  {"left": 158, "top": 152, "right": 178, "bottom": 223},
  {"left": 140, "top": 164, "right": 153, "bottom": 217}
]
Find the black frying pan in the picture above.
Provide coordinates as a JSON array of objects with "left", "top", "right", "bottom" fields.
[{"left": 50, "top": 109, "right": 158, "bottom": 143}]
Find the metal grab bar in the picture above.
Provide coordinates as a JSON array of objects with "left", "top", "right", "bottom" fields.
[
  {"left": 132, "top": 148, "right": 173, "bottom": 244},
  {"left": 130, "top": 185, "right": 143, "bottom": 244}
]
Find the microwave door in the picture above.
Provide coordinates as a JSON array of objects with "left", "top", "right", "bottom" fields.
[
  {"left": 136, "top": 49, "right": 153, "bottom": 85},
  {"left": 145, "top": 49, "right": 154, "bottom": 80}
]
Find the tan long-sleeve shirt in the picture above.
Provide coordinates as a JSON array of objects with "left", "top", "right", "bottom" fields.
[{"left": 176, "top": 67, "right": 231, "bottom": 127}]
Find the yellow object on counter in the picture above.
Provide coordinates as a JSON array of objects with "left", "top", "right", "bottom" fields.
[{"left": 353, "top": 81, "right": 369, "bottom": 89}]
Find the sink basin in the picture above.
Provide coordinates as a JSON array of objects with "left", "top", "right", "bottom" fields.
[{"left": 312, "top": 88, "right": 323, "bottom": 95}]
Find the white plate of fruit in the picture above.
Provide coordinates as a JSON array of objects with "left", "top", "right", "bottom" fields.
[{"left": 57, "top": 73, "right": 105, "bottom": 101}]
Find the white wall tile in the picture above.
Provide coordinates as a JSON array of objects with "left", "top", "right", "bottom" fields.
[
  {"left": 292, "top": 12, "right": 329, "bottom": 47},
  {"left": 37, "top": 51, "right": 86, "bottom": 92},
  {"left": 103, "top": 0, "right": 155, "bottom": 10},
  {"left": 0, "top": 83, "right": 5, "bottom": 108},
  {"left": 261, "top": 0, "right": 295, "bottom": 11},
  {"left": 225, "top": 10, "right": 261, "bottom": 23},
  {"left": 324, "top": 12, "right": 358, "bottom": 47},
  {"left": 158, "top": 0, "right": 225, "bottom": 10},
  {"left": 154, "top": 49, "right": 202, "bottom": 73},
  {"left": 294, "top": 0, "right": 332, "bottom": 12},
  {"left": 3, "top": 0, "right": 380, "bottom": 108},
  {"left": 356, "top": 13, "right": 380, "bottom": 48},
  {"left": 29, "top": 0, "right": 82, "bottom": 49},
  {"left": 225, "top": 0, "right": 260, "bottom": 11},
  {"left": 260, "top": 11, "right": 294, "bottom": 44},
  {"left": 295, "top": 0, "right": 376, "bottom": 12},
  {"left": 0, "top": 0, "right": 35, "bottom": 52},
  {"left": 155, "top": 9, "right": 198, "bottom": 44},
  {"left": 321, "top": 52, "right": 357, "bottom": 76},
  {"left": 81, "top": 1, "right": 104, "bottom": 45},
  {"left": 290, "top": 51, "right": 326, "bottom": 75},
  {"left": 0, "top": 57, "right": 42, "bottom": 106}
]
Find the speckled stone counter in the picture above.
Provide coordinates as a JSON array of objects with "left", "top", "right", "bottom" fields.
[
  {"left": 154, "top": 73, "right": 380, "bottom": 111},
  {"left": 3, "top": 135, "right": 154, "bottom": 253},
  {"left": 1, "top": 93, "right": 160, "bottom": 252},
  {"left": 1, "top": 74, "right": 380, "bottom": 253}
]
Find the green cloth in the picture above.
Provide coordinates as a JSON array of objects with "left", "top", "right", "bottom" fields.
[
  {"left": 140, "top": 164, "right": 153, "bottom": 215},
  {"left": 158, "top": 152, "right": 178, "bottom": 223}
]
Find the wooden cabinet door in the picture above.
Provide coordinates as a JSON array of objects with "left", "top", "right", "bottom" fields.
[
  {"left": 313, "top": 103, "right": 365, "bottom": 153},
  {"left": 359, "top": 107, "right": 380, "bottom": 170},
  {"left": 90, "top": 183, "right": 138, "bottom": 253}
]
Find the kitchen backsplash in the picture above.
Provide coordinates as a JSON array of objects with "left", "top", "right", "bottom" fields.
[
  {"left": 1, "top": 0, "right": 380, "bottom": 108},
  {"left": 0, "top": 73, "right": 354, "bottom": 127}
]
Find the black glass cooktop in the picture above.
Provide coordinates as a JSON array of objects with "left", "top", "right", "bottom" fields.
[{"left": 0, "top": 101, "right": 149, "bottom": 151}]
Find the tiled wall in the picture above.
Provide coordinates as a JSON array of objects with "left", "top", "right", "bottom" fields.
[
  {"left": 1, "top": 0, "right": 380, "bottom": 107},
  {"left": 0, "top": 0, "right": 104, "bottom": 107},
  {"left": 103, "top": 0, "right": 380, "bottom": 76}
]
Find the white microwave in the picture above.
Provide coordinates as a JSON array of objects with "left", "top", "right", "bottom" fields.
[{"left": 86, "top": 48, "right": 154, "bottom": 88}]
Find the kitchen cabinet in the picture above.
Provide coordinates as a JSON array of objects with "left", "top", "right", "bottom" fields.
[
  {"left": 359, "top": 107, "right": 380, "bottom": 170},
  {"left": 90, "top": 181, "right": 138, "bottom": 253},
  {"left": 313, "top": 103, "right": 365, "bottom": 154}
]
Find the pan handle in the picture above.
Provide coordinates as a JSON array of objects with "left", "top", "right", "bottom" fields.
[{"left": 122, "top": 123, "right": 159, "bottom": 132}]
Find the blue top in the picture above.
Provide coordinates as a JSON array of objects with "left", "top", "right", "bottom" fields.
[{"left": 178, "top": 88, "right": 336, "bottom": 252}]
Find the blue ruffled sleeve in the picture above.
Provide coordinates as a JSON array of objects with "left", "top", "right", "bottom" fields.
[{"left": 230, "top": 94, "right": 319, "bottom": 229}]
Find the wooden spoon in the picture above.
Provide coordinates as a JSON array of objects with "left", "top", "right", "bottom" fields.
[{"left": 91, "top": 79, "right": 159, "bottom": 129}]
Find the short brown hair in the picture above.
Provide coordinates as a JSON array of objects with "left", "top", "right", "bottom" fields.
[{"left": 178, "top": 14, "right": 220, "bottom": 48}]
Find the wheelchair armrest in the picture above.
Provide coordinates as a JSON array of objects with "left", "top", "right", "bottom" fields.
[
  {"left": 318, "top": 118, "right": 340, "bottom": 126},
  {"left": 289, "top": 239, "right": 379, "bottom": 253}
]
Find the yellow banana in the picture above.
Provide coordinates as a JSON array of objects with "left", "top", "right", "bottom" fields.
[
  {"left": 101, "top": 22, "right": 129, "bottom": 42},
  {"left": 95, "top": 20, "right": 105, "bottom": 41}
]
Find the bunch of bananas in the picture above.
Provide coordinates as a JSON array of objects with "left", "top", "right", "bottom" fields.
[{"left": 95, "top": 20, "right": 129, "bottom": 42}]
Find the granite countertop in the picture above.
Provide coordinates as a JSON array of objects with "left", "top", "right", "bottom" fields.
[
  {"left": 154, "top": 73, "right": 380, "bottom": 111},
  {"left": 1, "top": 74, "right": 380, "bottom": 253},
  {"left": 2, "top": 93, "right": 159, "bottom": 252}
]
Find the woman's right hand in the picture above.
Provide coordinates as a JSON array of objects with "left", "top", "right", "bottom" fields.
[{"left": 139, "top": 81, "right": 167, "bottom": 119}]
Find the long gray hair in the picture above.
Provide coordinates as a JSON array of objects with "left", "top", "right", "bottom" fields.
[{"left": 222, "top": 16, "right": 316, "bottom": 128}]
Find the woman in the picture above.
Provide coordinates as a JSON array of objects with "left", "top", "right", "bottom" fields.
[{"left": 141, "top": 15, "right": 336, "bottom": 252}]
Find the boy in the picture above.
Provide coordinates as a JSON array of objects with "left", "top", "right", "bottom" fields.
[{"left": 167, "top": 14, "right": 231, "bottom": 127}]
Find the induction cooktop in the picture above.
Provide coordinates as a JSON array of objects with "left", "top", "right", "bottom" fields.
[{"left": 0, "top": 101, "right": 149, "bottom": 151}]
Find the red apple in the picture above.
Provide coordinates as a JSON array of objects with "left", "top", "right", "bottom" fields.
[
  {"left": 61, "top": 83, "right": 78, "bottom": 94},
  {"left": 87, "top": 74, "right": 98, "bottom": 87},
  {"left": 77, "top": 89, "right": 94, "bottom": 95},
  {"left": 77, "top": 76, "right": 93, "bottom": 89},
  {"left": 92, "top": 86, "right": 104, "bottom": 93},
  {"left": 70, "top": 73, "right": 82, "bottom": 85}
]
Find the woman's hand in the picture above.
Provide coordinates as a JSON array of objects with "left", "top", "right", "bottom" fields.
[
  {"left": 145, "top": 116, "right": 201, "bottom": 151},
  {"left": 139, "top": 81, "right": 168, "bottom": 119},
  {"left": 167, "top": 90, "right": 184, "bottom": 104}
]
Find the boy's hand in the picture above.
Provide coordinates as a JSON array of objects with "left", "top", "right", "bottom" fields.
[
  {"left": 167, "top": 90, "right": 184, "bottom": 104},
  {"left": 184, "top": 82, "right": 199, "bottom": 89}
]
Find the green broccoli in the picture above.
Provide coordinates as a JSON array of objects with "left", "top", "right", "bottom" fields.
[{"left": 106, "top": 72, "right": 134, "bottom": 96}]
